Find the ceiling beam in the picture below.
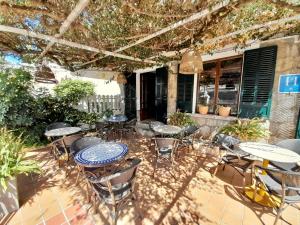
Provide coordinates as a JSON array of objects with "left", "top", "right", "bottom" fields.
[
  {"left": 146, "top": 14, "right": 300, "bottom": 59},
  {"left": 0, "top": 25, "right": 157, "bottom": 64},
  {"left": 38, "top": 0, "right": 90, "bottom": 59},
  {"left": 80, "top": 0, "right": 231, "bottom": 67}
]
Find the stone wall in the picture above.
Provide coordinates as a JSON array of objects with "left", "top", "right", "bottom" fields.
[{"left": 260, "top": 36, "right": 300, "bottom": 142}]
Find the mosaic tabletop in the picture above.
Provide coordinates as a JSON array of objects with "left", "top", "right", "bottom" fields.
[
  {"left": 153, "top": 125, "right": 182, "bottom": 135},
  {"left": 74, "top": 142, "right": 128, "bottom": 167},
  {"left": 107, "top": 114, "right": 128, "bottom": 123},
  {"left": 44, "top": 127, "right": 81, "bottom": 137},
  {"left": 238, "top": 142, "right": 300, "bottom": 163}
]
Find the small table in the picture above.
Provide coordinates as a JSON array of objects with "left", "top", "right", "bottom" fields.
[
  {"left": 45, "top": 127, "right": 82, "bottom": 137},
  {"left": 152, "top": 125, "right": 182, "bottom": 136},
  {"left": 107, "top": 115, "right": 128, "bottom": 140},
  {"left": 238, "top": 142, "right": 300, "bottom": 207},
  {"left": 74, "top": 142, "right": 128, "bottom": 167}
]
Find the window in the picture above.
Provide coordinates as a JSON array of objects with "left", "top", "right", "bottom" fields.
[{"left": 197, "top": 56, "right": 243, "bottom": 115}]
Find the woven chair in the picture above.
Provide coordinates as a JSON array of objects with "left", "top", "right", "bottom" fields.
[
  {"left": 270, "top": 139, "right": 300, "bottom": 171},
  {"left": 153, "top": 138, "right": 179, "bottom": 175},
  {"left": 96, "top": 121, "right": 111, "bottom": 140},
  {"left": 213, "top": 134, "right": 255, "bottom": 189},
  {"left": 253, "top": 165, "right": 300, "bottom": 225},
  {"left": 179, "top": 125, "right": 200, "bottom": 150},
  {"left": 51, "top": 133, "right": 84, "bottom": 166},
  {"left": 46, "top": 122, "right": 71, "bottom": 131},
  {"left": 119, "top": 118, "right": 137, "bottom": 139},
  {"left": 86, "top": 158, "right": 142, "bottom": 225},
  {"left": 70, "top": 136, "right": 104, "bottom": 184}
]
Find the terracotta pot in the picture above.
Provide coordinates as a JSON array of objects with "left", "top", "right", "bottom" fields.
[
  {"left": 219, "top": 106, "right": 231, "bottom": 117},
  {"left": 197, "top": 105, "right": 209, "bottom": 115}
]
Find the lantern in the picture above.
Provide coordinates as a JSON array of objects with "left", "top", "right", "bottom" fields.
[
  {"left": 34, "top": 65, "right": 57, "bottom": 84},
  {"left": 179, "top": 49, "right": 203, "bottom": 74},
  {"left": 115, "top": 73, "right": 127, "bottom": 84}
]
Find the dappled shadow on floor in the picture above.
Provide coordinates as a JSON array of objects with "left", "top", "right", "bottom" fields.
[{"left": 12, "top": 136, "right": 300, "bottom": 225}]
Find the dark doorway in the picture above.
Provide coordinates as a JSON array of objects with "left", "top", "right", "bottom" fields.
[
  {"left": 140, "top": 72, "right": 156, "bottom": 120},
  {"left": 124, "top": 72, "right": 136, "bottom": 120},
  {"left": 177, "top": 74, "right": 194, "bottom": 113},
  {"left": 140, "top": 67, "right": 168, "bottom": 122}
]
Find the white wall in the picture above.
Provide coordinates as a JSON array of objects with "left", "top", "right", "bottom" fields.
[{"left": 34, "top": 63, "right": 123, "bottom": 96}]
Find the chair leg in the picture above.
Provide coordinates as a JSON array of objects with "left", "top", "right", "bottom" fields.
[
  {"left": 213, "top": 163, "right": 220, "bottom": 177},
  {"left": 274, "top": 203, "right": 285, "bottom": 225},
  {"left": 111, "top": 205, "right": 118, "bottom": 225},
  {"left": 242, "top": 175, "right": 246, "bottom": 193}
]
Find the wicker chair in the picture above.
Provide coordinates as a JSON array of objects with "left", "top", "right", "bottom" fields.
[
  {"left": 95, "top": 121, "right": 111, "bottom": 140},
  {"left": 86, "top": 158, "right": 142, "bottom": 225},
  {"left": 271, "top": 139, "right": 300, "bottom": 171},
  {"left": 212, "top": 134, "right": 255, "bottom": 189},
  {"left": 46, "top": 122, "right": 71, "bottom": 131},
  {"left": 153, "top": 138, "right": 179, "bottom": 174},
  {"left": 51, "top": 133, "right": 84, "bottom": 166},
  {"left": 253, "top": 165, "right": 300, "bottom": 225},
  {"left": 119, "top": 118, "right": 137, "bottom": 139},
  {"left": 70, "top": 137, "right": 104, "bottom": 184}
]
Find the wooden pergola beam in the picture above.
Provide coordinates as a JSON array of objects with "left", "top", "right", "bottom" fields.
[
  {"left": 146, "top": 14, "right": 300, "bottom": 59},
  {"left": 38, "top": 0, "right": 90, "bottom": 59},
  {"left": 0, "top": 25, "right": 157, "bottom": 64},
  {"left": 80, "top": 0, "right": 231, "bottom": 67}
]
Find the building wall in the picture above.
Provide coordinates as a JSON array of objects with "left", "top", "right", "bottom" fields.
[{"left": 260, "top": 36, "right": 300, "bottom": 142}]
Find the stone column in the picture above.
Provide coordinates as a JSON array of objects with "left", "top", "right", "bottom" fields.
[
  {"left": 167, "top": 61, "right": 179, "bottom": 115},
  {"left": 136, "top": 73, "right": 141, "bottom": 121}
]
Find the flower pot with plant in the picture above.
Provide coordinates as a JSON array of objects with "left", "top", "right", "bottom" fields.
[
  {"left": 197, "top": 90, "right": 210, "bottom": 115},
  {"left": 218, "top": 105, "right": 231, "bottom": 117},
  {"left": 0, "top": 128, "right": 40, "bottom": 218},
  {"left": 219, "top": 118, "right": 270, "bottom": 142}
]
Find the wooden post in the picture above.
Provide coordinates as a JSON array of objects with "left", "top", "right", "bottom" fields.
[{"left": 167, "top": 61, "right": 178, "bottom": 115}]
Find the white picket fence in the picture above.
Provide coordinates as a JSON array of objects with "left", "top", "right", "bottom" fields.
[{"left": 77, "top": 95, "right": 125, "bottom": 114}]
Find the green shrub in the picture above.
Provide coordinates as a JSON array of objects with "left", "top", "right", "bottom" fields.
[
  {"left": 53, "top": 79, "right": 95, "bottom": 104},
  {"left": 167, "top": 112, "right": 196, "bottom": 127},
  {"left": 0, "top": 128, "right": 40, "bottom": 189},
  {"left": 219, "top": 118, "right": 270, "bottom": 141},
  {"left": 0, "top": 69, "right": 35, "bottom": 128}
]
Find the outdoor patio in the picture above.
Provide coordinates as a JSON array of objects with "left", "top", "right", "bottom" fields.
[{"left": 5, "top": 136, "right": 300, "bottom": 225}]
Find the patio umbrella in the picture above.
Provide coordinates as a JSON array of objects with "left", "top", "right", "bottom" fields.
[{"left": 179, "top": 49, "right": 203, "bottom": 74}]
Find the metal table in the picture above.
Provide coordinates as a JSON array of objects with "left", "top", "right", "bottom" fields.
[
  {"left": 107, "top": 115, "right": 128, "bottom": 123},
  {"left": 152, "top": 125, "right": 182, "bottom": 136},
  {"left": 74, "top": 142, "right": 128, "bottom": 167},
  {"left": 238, "top": 142, "right": 300, "bottom": 207},
  {"left": 44, "top": 127, "right": 81, "bottom": 137},
  {"left": 107, "top": 115, "right": 128, "bottom": 140}
]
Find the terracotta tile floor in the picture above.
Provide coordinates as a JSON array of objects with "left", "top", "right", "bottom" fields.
[{"left": 2, "top": 136, "right": 300, "bottom": 225}]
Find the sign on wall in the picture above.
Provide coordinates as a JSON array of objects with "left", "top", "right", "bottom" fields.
[{"left": 279, "top": 74, "right": 300, "bottom": 93}]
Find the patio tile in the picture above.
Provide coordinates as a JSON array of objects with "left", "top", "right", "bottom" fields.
[
  {"left": 64, "top": 204, "right": 85, "bottom": 220},
  {"left": 44, "top": 212, "right": 66, "bottom": 225},
  {"left": 40, "top": 201, "right": 62, "bottom": 222}
]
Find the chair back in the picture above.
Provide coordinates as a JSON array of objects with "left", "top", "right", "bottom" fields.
[
  {"left": 70, "top": 137, "right": 103, "bottom": 155},
  {"left": 276, "top": 139, "right": 300, "bottom": 155},
  {"left": 154, "top": 138, "right": 179, "bottom": 154},
  {"left": 104, "top": 158, "right": 141, "bottom": 186},
  {"left": 46, "top": 122, "right": 71, "bottom": 131},
  {"left": 213, "top": 133, "right": 240, "bottom": 148},
  {"left": 63, "top": 133, "right": 84, "bottom": 147}
]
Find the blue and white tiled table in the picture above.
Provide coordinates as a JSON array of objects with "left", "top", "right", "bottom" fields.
[
  {"left": 107, "top": 114, "right": 128, "bottom": 123},
  {"left": 74, "top": 142, "right": 128, "bottom": 167}
]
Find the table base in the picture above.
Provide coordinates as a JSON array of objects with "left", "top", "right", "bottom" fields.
[{"left": 244, "top": 184, "right": 280, "bottom": 208}]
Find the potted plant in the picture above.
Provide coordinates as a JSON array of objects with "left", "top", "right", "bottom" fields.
[
  {"left": 218, "top": 105, "right": 231, "bottom": 117},
  {"left": 219, "top": 118, "right": 270, "bottom": 141},
  {"left": 0, "top": 128, "right": 40, "bottom": 218}
]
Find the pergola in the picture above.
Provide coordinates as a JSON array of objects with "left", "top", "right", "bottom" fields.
[{"left": 0, "top": 0, "right": 299, "bottom": 71}]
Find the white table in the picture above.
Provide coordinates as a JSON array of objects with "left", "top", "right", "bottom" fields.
[
  {"left": 152, "top": 125, "right": 182, "bottom": 136},
  {"left": 44, "top": 127, "right": 81, "bottom": 137},
  {"left": 238, "top": 142, "right": 300, "bottom": 207}
]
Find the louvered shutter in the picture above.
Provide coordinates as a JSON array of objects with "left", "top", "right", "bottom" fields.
[
  {"left": 177, "top": 74, "right": 194, "bottom": 113},
  {"left": 239, "top": 46, "right": 277, "bottom": 118}
]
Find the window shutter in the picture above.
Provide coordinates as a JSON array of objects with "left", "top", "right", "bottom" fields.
[
  {"left": 177, "top": 74, "right": 194, "bottom": 113},
  {"left": 239, "top": 46, "right": 277, "bottom": 118}
]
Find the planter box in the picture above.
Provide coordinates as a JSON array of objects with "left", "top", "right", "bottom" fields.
[{"left": 0, "top": 178, "right": 19, "bottom": 219}]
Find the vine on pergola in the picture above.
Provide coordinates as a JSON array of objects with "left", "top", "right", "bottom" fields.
[{"left": 0, "top": 0, "right": 299, "bottom": 71}]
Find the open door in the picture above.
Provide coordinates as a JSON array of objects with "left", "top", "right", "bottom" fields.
[
  {"left": 124, "top": 72, "right": 136, "bottom": 120},
  {"left": 155, "top": 67, "right": 168, "bottom": 122}
]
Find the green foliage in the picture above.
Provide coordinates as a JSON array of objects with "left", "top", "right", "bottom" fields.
[
  {"left": 0, "top": 128, "right": 40, "bottom": 189},
  {"left": 219, "top": 118, "right": 270, "bottom": 141},
  {"left": 167, "top": 112, "right": 196, "bottom": 127},
  {"left": 53, "top": 79, "right": 95, "bottom": 104},
  {"left": 0, "top": 69, "right": 35, "bottom": 128}
]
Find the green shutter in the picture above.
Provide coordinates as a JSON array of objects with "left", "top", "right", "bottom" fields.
[
  {"left": 177, "top": 74, "right": 194, "bottom": 113},
  {"left": 239, "top": 46, "right": 277, "bottom": 118}
]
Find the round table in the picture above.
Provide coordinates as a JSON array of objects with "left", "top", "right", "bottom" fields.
[
  {"left": 107, "top": 115, "right": 128, "bottom": 123},
  {"left": 44, "top": 127, "right": 81, "bottom": 137},
  {"left": 152, "top": 125, "right": 182, "bottom": 136},
  {"left": 74, "top": 142, "right": 128, "bottom": 167},
  {"left": 238, "top": 142, "right": 300, "bottom": 207}
]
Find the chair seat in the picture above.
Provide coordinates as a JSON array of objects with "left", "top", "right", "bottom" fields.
[
  {"left": 222, "top": 155, "right": 253, "bottom": 170},
  {"left": 257, "top": 173, "right": 300, "bottom": 203}
]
